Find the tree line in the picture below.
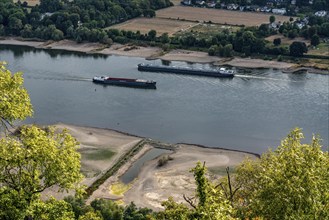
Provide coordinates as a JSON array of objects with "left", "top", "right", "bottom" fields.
[
  {"left": 0, "top": 0, "right": 172, "bottom": 39},
  {"left": 1, "top": 0, "right": 329, "bottom": 58}
]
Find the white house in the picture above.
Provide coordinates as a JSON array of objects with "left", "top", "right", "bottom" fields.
[{"left": 272, "top": 8, "right": 286, "bottom": 15}]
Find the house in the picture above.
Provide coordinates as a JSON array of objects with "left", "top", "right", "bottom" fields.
[
  {"left": 207, "top": 1, "right": 216, "bottom": 8},
  {"left": 195, "top": 0, "right": 205, "bottom": 6},
  {"left": 40, "top": 12, "right": 54, "bottom": 20},
  {"left": 249, "top": 5, "right": 261, "bottom": 12},
  {"left": 227, "top": 4, "right": 239, "bottom": 10},
  {"left": 315, "top": 11, "right": 327, "bottom": 17},
  {"left": 272, "top": 8, "right": 286, "bottom": 15},
  {"left": 181, "top": 0, "right": 191, "bottom": 6},
  {"left": 269, "top": 21, "right": 281, "bottom": 30}
]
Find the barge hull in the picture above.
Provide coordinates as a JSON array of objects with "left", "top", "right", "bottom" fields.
[
  {"left": 138, "top": 64, "right": 234, "bottom": 78},
  {"left": 93, "top": 81, "right": 156, "bottom": 89},
  {"left": 92, "top": 77, "right": 156, "bottom": 89}
]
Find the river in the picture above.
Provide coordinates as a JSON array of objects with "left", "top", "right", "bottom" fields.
[{"left": 1, "top": 45, "right": 328, "bottom": 154}]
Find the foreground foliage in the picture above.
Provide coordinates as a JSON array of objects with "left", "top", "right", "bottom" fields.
[
  {"left": 157, "top": 128, "right": 329, "bottom": 220},
  {"left": 234, "top": 128, "right": 329, "bottom": 219},
  {"left": 0, "top": 61, "right": 33, "bottom": 130},
  {"left": 0, "top": 62, "right": 83, "bottom": 219},
  {"left": 157, "top": 162, "right": 235, "bottom": 220}
]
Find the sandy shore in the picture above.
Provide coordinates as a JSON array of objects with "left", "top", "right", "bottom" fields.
[
  {"left": 123, "top": 144, "right": 257, "bottom": 210},
  {"left": 41, "top": 123, "right": 143, "bottom": 200},
  {"left": 37, "top": 123, "right": 257, "bottom": 209},
  {"left": 0, "top": 37, "right": 297, "bottom": 69}
]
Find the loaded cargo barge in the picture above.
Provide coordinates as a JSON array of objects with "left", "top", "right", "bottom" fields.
[
  {"left": 138, "top": 63, "right": 235, "bottom": 78},
  {"left": 93, "top": 76, "right": 156, "bottom": 89}
]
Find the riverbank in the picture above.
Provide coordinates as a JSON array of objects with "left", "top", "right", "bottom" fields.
[
  {"left": 40, "top": 123, "right": 257, "bottom": 210},
  {"left": 0, "top": 37, "right": 297, "bottom": 70}
]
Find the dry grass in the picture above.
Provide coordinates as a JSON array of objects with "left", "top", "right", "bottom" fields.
[
  {"left": 109, "top": 17, "right": 196, "bottom": 36},
  {"left": 170, "top": 0, "right": 182, "bottom": 5},
  {"left": 110, "top": 182, "right": 132, "bottom": 196},
  {"left": 157, "top": 6, "right": 292, "bottom": 26},
  {"left": 308, "top": 43, "right": 329, "bottom": 56},
  {"left": 266, "top": 34, "right": 309, "bottom": 46}
]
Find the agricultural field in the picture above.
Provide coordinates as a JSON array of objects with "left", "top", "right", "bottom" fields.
[
  {"left": 190, "top": 23, "right": 240, "bottom": 33},
  {"left": 14, "top": 0, "right": 39, "bottom": 6},
  {"left": 174, "top": 23, "right": 240, "bottom": 38},
  {"left": 156, "top": 6, "right": 292, "bottom": 27},
  {"left": 109, "top": 17, "right": 197, "bottom": 36},
  {"left": 170, "top": 0, "right": 183, "bottom": 5}
]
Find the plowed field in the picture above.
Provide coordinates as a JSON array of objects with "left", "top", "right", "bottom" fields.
[
  {"left": 110, "top": 17, "right": 196, "bottom": 36},
  {"left": 156, "top": 6, "right": 292, "bottom": 26}
]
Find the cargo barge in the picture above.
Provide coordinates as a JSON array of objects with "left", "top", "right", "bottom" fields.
[
  {"left": 92, "top": 76, "right": 156, "bottom": 89},
  {"left": 137, "top": 63, "right": 235, "bottom": 78}
]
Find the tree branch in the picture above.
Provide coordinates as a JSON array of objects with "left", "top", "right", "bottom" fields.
[{"left": 183, "top": 194, "right": 197, "bottom": 209}]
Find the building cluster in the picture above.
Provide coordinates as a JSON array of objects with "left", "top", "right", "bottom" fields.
[{"left": 180, "top": 0, "right": 328, "bottom": 17}]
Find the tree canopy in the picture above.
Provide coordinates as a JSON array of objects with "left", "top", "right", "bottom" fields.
[
  {"left": 234, "top": 128, "right": 329, "bottom": 219},
  {"left": 289, "top": 41, "right": 308, "bottom": 57},
  {"left": 0, "top": 62, "right": 83, "bottom": 219},
  {"left": 157, "top": 128, "right": 329, "bottom": 220},
  {"left": 157, "top": 162, "right": 235, "bottom": 220},
  {"left": 0, "top": 62, "right": 33, "bottom": 130}
]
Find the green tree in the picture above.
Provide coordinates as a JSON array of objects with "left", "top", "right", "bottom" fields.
[
  {"left": 160, "top": 33, "right": 170, "bottom": 44},
  {"left": 157, "top": 162, "right": 234, "bottom": 220},
  {"left": 320, "top": 22, "right": 329, "bottom": 37},
  {"left": 0, "top": 62, "right": 33, "bottom": 129},
  {"left": 147, "top": 29, "right": 157, "bottom": 41},
  {"left": 27, "top": 197, "right": 75, "bottom": 220},
  {"left": 289, "top": 41, "right": 308, "bottom": 57},
  {"left": 235, "top": 128, "right": 329, "bottom": 220},
  {"left": 8, "top": 16, "right": 23, "bottom": 35},
  {"left": 311, "top": 34, "right": 320, "bottom": 46},
  {"left": 78, "top": 211, "right": 103, "bottom": 220},
  {"left": 269, "top": 15, "right": 276, "bottom": 24},
  {"left": 91, "top": 199, "right": 124, "bottom": 220},
  {"left": 0, "top": 125, "right": 83, "bottom": 219},
  {"left": 273, "top": 38, "right": 281, "bottom": 46},
  {"left": 123, "top": 202, "right": 153, "bottom": 220},
  {"left": 0, "top": 63, "right": 83, "bottom": 219}
]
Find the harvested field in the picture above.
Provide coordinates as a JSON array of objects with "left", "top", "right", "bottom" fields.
[
  {"left": 170, "top": 0, "right": 182, "bottom": 5},
  {"left": 109, "top": 17, "right": 196, "bottom": 36},
  {"left": 157, "top": 6, "right": 292, "bottom": 26},
  {"left": 14, "top": 0, "right": 39, "bottom": 6}
]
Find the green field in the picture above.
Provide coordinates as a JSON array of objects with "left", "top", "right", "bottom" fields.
[{"left": 82, "top": 149, "right": 116, "bottom": 160}]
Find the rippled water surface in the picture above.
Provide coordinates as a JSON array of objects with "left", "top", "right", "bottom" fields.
[{"left": 1, "top": 45, "right": 328, "bottom": 153}]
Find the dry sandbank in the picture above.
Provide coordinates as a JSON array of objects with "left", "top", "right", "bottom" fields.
[
  {"left": 39, "top": 123, "right": 257, "bottom": 210},
  {"left": 123, "top": 144, "right": 257, "bottom": 210}
]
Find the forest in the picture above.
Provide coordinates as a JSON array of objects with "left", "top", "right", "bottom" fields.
[{"left": 1, "top": 0, "right": 329, "bottom": 59}]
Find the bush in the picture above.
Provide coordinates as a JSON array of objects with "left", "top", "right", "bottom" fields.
[
  {"left": 277, "top": 55, "right": 283, "bottom": 61},
  {"left": 157, "top": 155, "right": 173, "bottom": 167}
]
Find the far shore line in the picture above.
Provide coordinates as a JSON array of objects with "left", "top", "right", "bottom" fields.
[
  {"left": 0, "top": 37, "right": 303, "bottom": 70},
  {"left": 1, "top": 37, "right": 327, "bottom": 74}
]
